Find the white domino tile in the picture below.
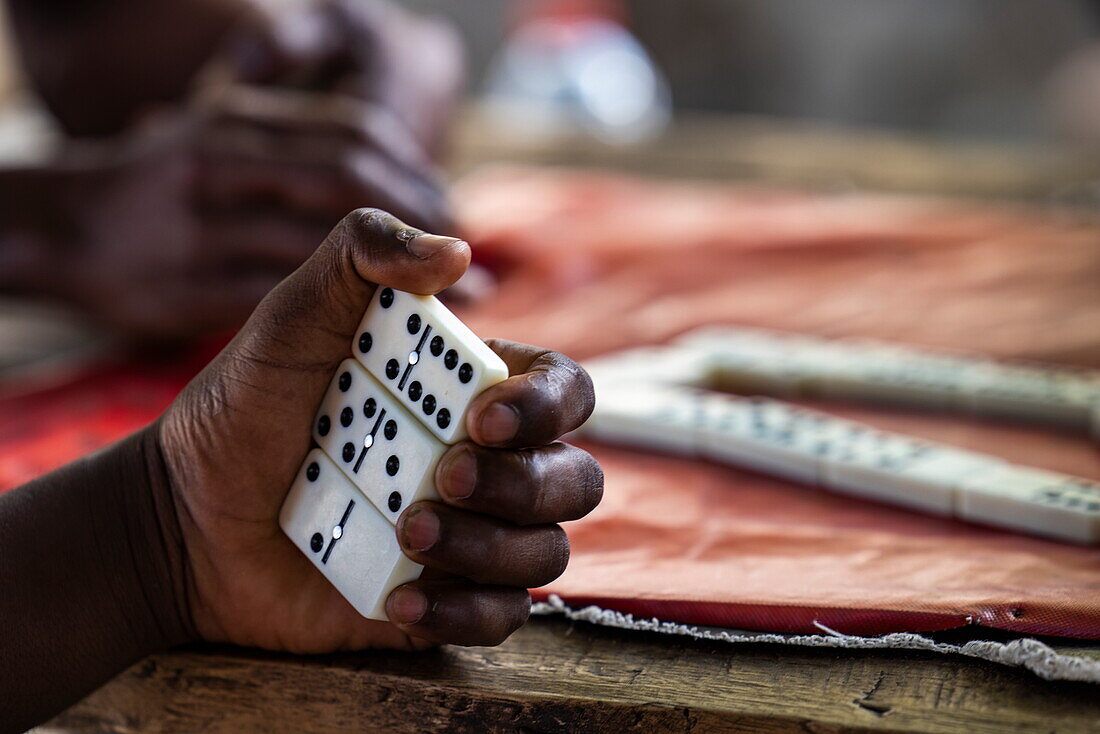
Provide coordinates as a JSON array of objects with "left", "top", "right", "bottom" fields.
[
  {"left": 574, "top": 331, "right": 1100, "bottom": 543},
  {"left": 353, "top": 287, "right": 509, "bottom": 444},
  {"left": 673, "top": 326, "right": 1100, "bottom": 429},
  {"left": 584, "top": 346, "right": 712, "bottom": 394},
  {"left": 580, "top": 384, "right": 700, "bottom": 456},
  {"left": 280, "top": 450, "right": 423, "bottom": 620},
  {"left": 312, "top": 359, "right": 446, "bottom": 524},
  {"left": 960, "top": 364, "right": 1100, "bottom": 428},
  {"left": 822, "top": 433, "right": 1004, "bottom": 516},
  {"left": 815, "top": 341, "right": 977, "bottom": 410},
  {"left": 675, "top": 327, "right": 825, "bottom": 396},
  {"left": 958, "top": 466, "right": 1100, "bottom": 544},
  {"left": 694, "top": 397, "right": 839, "bottom": 485}
]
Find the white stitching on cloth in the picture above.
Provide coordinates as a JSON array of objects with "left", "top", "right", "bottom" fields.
[{"left": 531, "top": 595, "right": 1100, "bottom": 684}]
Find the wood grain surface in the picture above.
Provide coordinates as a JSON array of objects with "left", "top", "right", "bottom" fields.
[{"left": 40, "top": 618, "right": 1100, "bottom": 733}]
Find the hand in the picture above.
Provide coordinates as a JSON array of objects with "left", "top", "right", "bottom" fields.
[
  {"left": 223, "top": 0, "right": 465, "bottom": 158},
  {"left": 38, "top": 90, "right": 450, "bottom": 339},
  {"left": 158, "top": 209, "right": 602, "bottom": 650}
]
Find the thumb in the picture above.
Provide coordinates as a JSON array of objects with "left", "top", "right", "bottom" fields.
[
  {"left": 239, "top": 208, "right": 470, "bottom": 369},
  {"left": 320, "top": 207, "right": 471, "bottom": 298}
]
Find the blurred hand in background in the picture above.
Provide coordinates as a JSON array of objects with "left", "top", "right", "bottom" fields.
[{"left": 0, "top": 0, "right": 466, "bottom": 339}]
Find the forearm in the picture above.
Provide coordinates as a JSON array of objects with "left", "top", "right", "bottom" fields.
[
  {"left": 6, "top": 0, "right": 249, "bottom": 136},
  {"left": 0, "top": 426, "right": 195, "bottom": 733}
]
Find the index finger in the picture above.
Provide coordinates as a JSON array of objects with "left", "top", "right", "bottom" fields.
[{"left": 464, "top": 339, "right": 595, "bottom": 448}]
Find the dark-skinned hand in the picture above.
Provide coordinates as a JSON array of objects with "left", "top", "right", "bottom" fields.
[
  {"left": 3, "top": 0, "right": 473, "bottom": 335},
  {"left": 30, "top": 89, "right": 450, "bottom": 339},
  {"left": 158, "top": 208, "right": 602, "bottom": 649},
  {"left": 11, "top": 0, "right": 464, "bottom": 157}
]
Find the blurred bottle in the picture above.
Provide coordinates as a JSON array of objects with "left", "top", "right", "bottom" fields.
[{"left": 483, "top": 0, "right": 670, "bottom": 145}]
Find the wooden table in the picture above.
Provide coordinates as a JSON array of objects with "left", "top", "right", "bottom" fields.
[
  {"left": 41, "top": 618, "right": 1100, "bottom": 733},
  {"left": 19, "top": 110, "right": 1100, "bottom": 732}
]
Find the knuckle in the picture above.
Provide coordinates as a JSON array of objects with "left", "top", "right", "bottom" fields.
[
  {"left": 483, "top": 626, "right": 513, "bottom": 647},
  {"left": 560, "top": 362, "right": 597, "bottom": 421},
  {"left": 521, "top": 371, "right": 564, "bottom": 430},
  {"left": 544, "top": 444, "right": 603, "bottom": 520},
  {"left": 579, "top": 451, "right": 605, "bottom": 514},
  {"left": 340, "top": 207, "right": 387, "bottom": 237},
  {"left": 550, "top": 527, "right": 571, "bottom": 573},
  {"left": 533, "top": 527, "right": 570, "bottom": 584},
  {"left": 485, "top": 617, "right": 515, "bottom": 646},
  {"left": 576, "top": 367, "right": 597, "bottom": 419},
  {"left": 543, "top": 352, "right": 596, "bottom": 424},
  {"left": 509, "top": 593, "right": 533, "bottom": 632},
  {"left": 329, "top": 207, "right": 394, "bottom": 263},
  {"left": 548, "top": 349, "right": 587, "bottom": 383},
  {"left": 517, "top": 450, "right": 549, "bottom": 519},
  {"left": 485, "top": 593, "right": 531, "bottom": 645},
  {"left": 468, "top": 593, "right": 513, "bottom": 647}
]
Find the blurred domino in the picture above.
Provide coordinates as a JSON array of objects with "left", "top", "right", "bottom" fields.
[
  {"left": 961, "top": 363, "right": 1100, "bottom": 427},
  {"left": 821, "top": 431, "right": 1004, "bottom": 516},
  {"left": 694, "top": 396, "right": 841, "bottom": 484},
  {"left": 958, "top": 466, "right": 1100, "bottom": 544},
  {"left": 580, "top": 384, "right": 700, "bottom": 455},
  {"left": 280, "top": 450, "right": 422, "bottom": 620},
  {"left": 675, "top": 327, "right": 831, "bottom": 396},
  {"left": 814, "top": 341, "right": 976, "bottom": 410},
  {"left": 578, "top": 335, "right": 1100, "bottom": 542},
  {"left": 584, "top": 346, "right": 711, "bottom": 395},
  {"left": 671, "top": 326, "right": 1100, "bottom": 429}
]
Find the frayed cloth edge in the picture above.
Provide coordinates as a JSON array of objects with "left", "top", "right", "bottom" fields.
[{"left": 531, "top": 595, "right": 1100, "bottom": 684}]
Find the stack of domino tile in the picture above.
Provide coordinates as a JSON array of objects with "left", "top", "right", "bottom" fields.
[
  {"left": 580, "top": 332, "right": 1100, "bottom": 544},
  {"left": 279, "top": 288, "right": 508, "bottom": 619}
]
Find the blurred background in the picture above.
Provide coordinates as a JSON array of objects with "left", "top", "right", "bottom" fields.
[
  {"left": 4, "top": 0, "right": 1100, "bottom": 145},
  {"left": 403, "top": 0, "right": 1100, "bottom": 142},
  {"left": 413, "top": 0, "right": 1100, "bottom": 198},
  {"left": 3, "top": 0, "right": 1100, "bottom": 380}
]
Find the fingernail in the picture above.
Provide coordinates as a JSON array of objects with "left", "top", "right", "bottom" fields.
[
  {"left": 479, "top": 403, "right": 520, "bottom": 445},
  {"left": 387, "top": 586, "right": 428, "bottom": 625},
  {"left": 405, "top": 231, "right": 465, "bottom": 259},
  {"left": 438, "top": 448, "right": 477, "bottom": 500},
  {"left": 401, "top": 507, "right": 440, "bottom": 552}
]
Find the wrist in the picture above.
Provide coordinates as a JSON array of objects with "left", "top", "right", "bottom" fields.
[
  {"left": 133, "top": 422, "right": 202, "bottom": 648},
  {"left": 72, "top": 425, "right": 200, "bottom": 653},
  {"left": 0, "top": 425, "right": 197, "bottom": 730}
]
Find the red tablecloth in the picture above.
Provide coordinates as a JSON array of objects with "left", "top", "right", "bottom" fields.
[{"left": 3, "top": 165, "right": 1099, "bottom": 637}]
